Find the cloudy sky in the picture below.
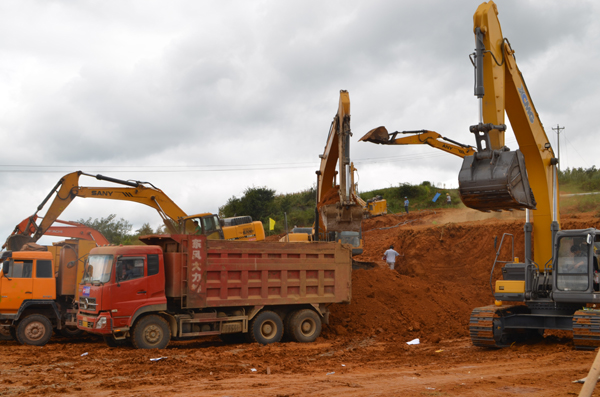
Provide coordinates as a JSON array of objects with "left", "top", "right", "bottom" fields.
[{"left": 0, "top": 0, "right": 597, "bottom": 239}]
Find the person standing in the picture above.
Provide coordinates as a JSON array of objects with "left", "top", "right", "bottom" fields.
[
  {"left": 446, "top": 193, "right": 451, "bottom": 205},
  {"left": 382, "top": 245, "right": 401, "bottom": 270},
  {"left": 404, "top": 197, "right": 409, "bottom": 214}
]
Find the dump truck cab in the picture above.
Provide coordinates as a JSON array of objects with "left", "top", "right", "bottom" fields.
[
  {"left": 0, "top": 251, "right": 58, "bottom": 345},
  {"left": 77, "top": 245, "right": 167, "bottom": 340}
]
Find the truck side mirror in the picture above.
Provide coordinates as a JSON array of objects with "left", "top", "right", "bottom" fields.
[{"left": 2, "top": 260, "right": 9, "bottom": 277}]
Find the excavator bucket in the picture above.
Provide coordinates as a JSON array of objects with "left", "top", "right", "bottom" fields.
[
  {"left": 320, "top": 203, "right": 363, "bottom": 233},
  {"left": 458, "top": 150, "right": 536, "bottom": 212},
  {"left": 5, "top": 235, "right": 36, "bottom": 251},
  {"left": 359, "top": 126, "right": 391, "bottom": 144}
]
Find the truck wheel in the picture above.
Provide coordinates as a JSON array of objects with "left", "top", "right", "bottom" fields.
[
  {"left": 131, "top": 315, "right": 170, "bottom": 349},
  {"left": 248, "top": 311, "right": 283, "bottom": 345},
  {"left": 59, "top": 326, "right": 84, "bottom": 338},
  {"left": 288, "top": 309, "right": 321, "bottom": 343},
  {"left": 0, "top": 326, "right": 13, "bottom": 341},
  {"left": 103, "top": 335, "right": 130, "bottom": 347},
  {"left": 16, "top": 314, "right": 53, "bottom": 346}
]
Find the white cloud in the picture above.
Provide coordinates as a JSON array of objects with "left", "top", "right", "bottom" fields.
[{"left": 0, "top": 0, "right": 597, "bottom": 237}]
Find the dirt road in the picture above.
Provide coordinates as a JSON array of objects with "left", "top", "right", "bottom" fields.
[{"left": 1, "top": 208, "right": 599, "bottom": 396}]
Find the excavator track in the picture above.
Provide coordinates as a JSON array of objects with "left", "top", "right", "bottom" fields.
[
  {"left": 573, "top": 309, "right": 600, "bottom": 351},
  {"left": 470, "top": 305, "right": 504, "bottom": 348},
  {"left": 469, "top": 305, "right": 534, "bottom": 348}
]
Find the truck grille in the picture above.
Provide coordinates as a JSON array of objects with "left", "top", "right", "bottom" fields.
[{"left": 79, "top": 297, "right": 97, "bottom": 311}]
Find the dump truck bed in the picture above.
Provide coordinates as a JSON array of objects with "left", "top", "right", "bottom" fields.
[{"left": 140, "top": 234, "right": 352, "bottom": 309}]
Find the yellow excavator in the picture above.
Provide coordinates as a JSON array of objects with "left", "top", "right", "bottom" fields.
[
  {"left": 362, "top": 1, "right": 600, "bottom": 350},
  {"left": 309, "top": 90, "right": 365, "bottom": 255},
  {"left": 5, "top": 171, "right": 265, "bottom": 251},
  {"left": 350, "top": 163, "right": 387, "bottom": 218},
  {"left": 456, "top": 1, "right": 600, "bottom": 350}
]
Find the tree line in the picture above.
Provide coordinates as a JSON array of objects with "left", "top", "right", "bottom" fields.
[{"left": 81, "top": 168, "right": 600, "bottom": 244}]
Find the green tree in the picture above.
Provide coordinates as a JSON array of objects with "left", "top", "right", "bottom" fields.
[
  {"left": 78, "top": 214, "right": 133, "bottom": 245},
  {"left": 135, "top": 223, "right": 154, "bottom": 236},
  {"left": 219, "top": 187, "right": 276, "bottom": 225}
]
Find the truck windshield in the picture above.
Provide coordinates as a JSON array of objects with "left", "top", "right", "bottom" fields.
[{"left": 83, "top": 254, "right": 114, "bottom": 284}]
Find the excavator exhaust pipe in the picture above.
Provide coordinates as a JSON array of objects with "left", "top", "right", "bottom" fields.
[
  {"left": 458, "top": 149, "right": 536, "bottom": 212},
  {"left": 359, "top": 126, "right": 391, "bottom": 144}
]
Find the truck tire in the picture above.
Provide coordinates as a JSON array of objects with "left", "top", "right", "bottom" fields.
[
  {"left": 247, "top": 311, "right": 283, "bottom": 345},
  {"left": 131, "top": 315, "right": 170, "bottom": 349},
  {"left": 288, "top": 309, "right": 321, "bottom": 343},
  {"left": 59, "top": 326, "right": 84, "bottom": 338},
  {"left": 0, "top": 326, "right": 13, "bottom": 341},
  {"left": 103, "top": 335, "right": 130, "bottom": 347},
  {"left": 16, "top": 314, "right": 53, "bottom": 346}
]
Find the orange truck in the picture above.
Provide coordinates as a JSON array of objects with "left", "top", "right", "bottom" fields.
[
  {"left": 0, "top": 238, "right": 99, "bottom": 344},
  {"left": 77, "top": 231, "right": 352, "bottom": 349}
]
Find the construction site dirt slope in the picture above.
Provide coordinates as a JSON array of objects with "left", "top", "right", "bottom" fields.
[{"left": 2, "top": 208, "right": 600, "bottom": 396}]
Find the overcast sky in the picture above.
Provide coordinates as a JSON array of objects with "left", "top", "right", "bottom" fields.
[{"left": 0, "top": 0, "right": 597, "bottom": 239}]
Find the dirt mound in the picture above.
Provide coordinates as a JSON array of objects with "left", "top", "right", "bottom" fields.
[{"left": 326, "top": 210, "right": 600, "bottom": 344}]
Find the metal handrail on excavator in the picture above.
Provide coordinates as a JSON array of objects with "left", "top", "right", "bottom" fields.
[{"left": 489, "top": 233, "right": 514, "bottom": 296}]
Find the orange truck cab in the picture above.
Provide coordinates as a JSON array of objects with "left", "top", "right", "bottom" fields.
[
  {"left": 0, "top": 240, "right": 95, "bottom": 345},
  {"left": 77, "top": 234, "right": 352, "bottom": 349}
]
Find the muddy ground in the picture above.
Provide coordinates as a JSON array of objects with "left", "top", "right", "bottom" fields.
[{"left": 2, "top": 208, "right": 600, "bottom": 396}]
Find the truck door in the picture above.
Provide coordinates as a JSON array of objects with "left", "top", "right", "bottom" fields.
[
  {"left": 0, "top": 260, "right": 33, "bottom": 312},
  {"left": 32, "top": 259, "right": 55, "bottom": 301},
  {"left": 110, "top": 256, "right": 148, "bottom": 328}
]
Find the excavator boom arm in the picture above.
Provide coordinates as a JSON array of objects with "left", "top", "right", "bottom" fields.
[
  {"left": 466, "top": 1, "right": 558, "bottom": 267},
  {"left": 14, "top": 171, "right": 187, "bottom": 246},
  {"left": 316, "top": 90, "right": 362, "bottom": 233},
  {"left": 360, "top": 127, "right": 476, "bottom": 158}
]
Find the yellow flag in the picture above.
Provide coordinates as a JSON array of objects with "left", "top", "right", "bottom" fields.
[{"left": 269, "top": 218, "right": 275, "bottom": 231}]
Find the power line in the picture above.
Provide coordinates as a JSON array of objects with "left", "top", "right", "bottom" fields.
[{"left": 0, "top": 150, "right": 464, "bottom": 174}]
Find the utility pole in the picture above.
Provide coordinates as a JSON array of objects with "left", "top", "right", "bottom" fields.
[{"left": 552, "top": 124, "right": 564, "bottom": 172}]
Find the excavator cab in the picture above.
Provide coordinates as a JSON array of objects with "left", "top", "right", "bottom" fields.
[{"left": 182, "top": 214, "right": 224, "bottom": 240}]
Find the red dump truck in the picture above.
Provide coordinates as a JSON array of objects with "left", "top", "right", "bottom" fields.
[{"left": 76, "top": 232, "right": 352, "bottom": 349}]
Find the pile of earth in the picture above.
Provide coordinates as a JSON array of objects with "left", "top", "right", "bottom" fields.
[{"left": 324, "top": 209, "right": 600, "bottom": 343}]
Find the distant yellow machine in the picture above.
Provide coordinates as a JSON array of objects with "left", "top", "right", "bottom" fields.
[{"left": 349, "top": 163, "right": 387, "bottom": 218}]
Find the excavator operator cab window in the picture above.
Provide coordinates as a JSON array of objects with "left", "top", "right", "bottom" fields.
[
  {"left": 202, "top": 216, "right": 220, "bottom": 233},
  {"left": 202, "top": 215, "right": 223, "bottom": 240},
  {"left": 336, "top": 231, "right": 360, "bottom": 248},
  {"left": 556, "top": 236, "right": 590, "bottom": 292}
]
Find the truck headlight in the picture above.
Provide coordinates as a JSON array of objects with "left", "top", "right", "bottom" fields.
[{"left": 95, "top": 317, "right": 107, "bottom": 329}]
